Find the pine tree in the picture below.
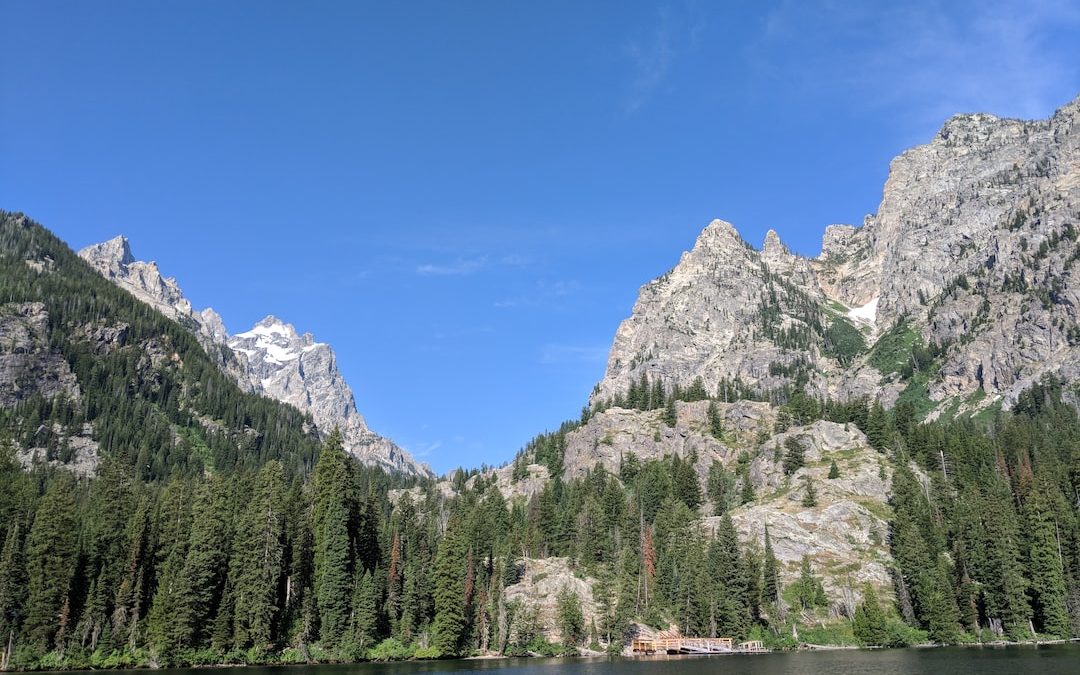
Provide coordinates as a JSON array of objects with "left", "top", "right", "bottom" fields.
[
  {"left": 791, "top": 556, "right": 826, "bottom": 610},
  {"left": 852, "top": 583, "right": 888, "bottom": 646},
  {"left": 889, "top": 464, "right": 960, "bottom": 643},
  {"left": 231, "top": 461, "right": 286, "bottom": 650},
  {"left": 828, "top": 459, "right": 840, "bottom": 479},
  {"left": 556, "top": 588, "right": 585, "bottom": 648},
  {"left": 709, "top": 515, "right": 748, "bottom": 637},
  {"left": 865, "top": 403, "right": 889, "bottom": 450},
  {"left": 672, "top": 454, "right": 702, "bottom": 511},
  {"left": 0, "top": 523, "right": 27, "bottom": 661},
  {"left": 23, "top": 477, "right": 79, "bottom": 651},
  {"left": 146, "top": 481, "right": 192, "bottom": 659},
  {"left": 706, "top": 401, "right": 724, "bottom": 440},
  {"left": 173, "top": 478, "right": 231, "bottom": 650},
  {"left": 782, "top": 436, "right": 805, "bottom": 476},
  {"left": 432, "top": 519, "right": 468, "bottom": 656},
  {"left": 801, "top": 476, "right": 818, "bottom": 507},
  {"left": 980, "top": 464, "right": 1033, "bottom": 640},
  {"left": 739, "top": 474, "right": 756, "bottom": 505},
  {"left": 1022, "top": 487, "right": 1070, "bottom": 637},
  {"left": 662, "top": 396, "right": 678, "bottom": 428},
  {"left": 707, "top": 460, "right": 734, "bottom": 516},
  {"left": 762, "top": 526, "right": 780, "bottom": 607},
  {"left": 312, "top": 429, "right": 355, "bottom": 648},
  {"left": 385, "top": 531, "right": 403, "bottom": 634},
  {"left": 350, "top": 571, "right": 378, "bottom": 652},
  {"left": 111, "top": 497, "right": 152, "bottom": 652}
]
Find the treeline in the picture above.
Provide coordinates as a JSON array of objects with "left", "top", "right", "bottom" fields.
[
  {"left": 0, "top": 432, "right": 417, "bottom": 669},
  {"left": 1, "top": 423, "right": 845, "bottom": 669},
  {"left": 3, "top": 381, "right": 1079, "bottom": 670}
]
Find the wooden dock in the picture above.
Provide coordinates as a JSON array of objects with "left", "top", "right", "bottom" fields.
[{"left": 631, "top": 637, "right": 768, "bottom": 655}]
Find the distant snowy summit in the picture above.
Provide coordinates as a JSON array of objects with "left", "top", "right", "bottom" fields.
[{"left": 78, "top": 237, "right": 432, "bottom": 478}]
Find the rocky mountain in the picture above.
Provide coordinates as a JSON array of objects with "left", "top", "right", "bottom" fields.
[
  {"left": 1, "top": 211, "right": 325, "bottom": 481},
  {"left": 435, "top": 96, "right": 1080, "bottom": 618},
  {"left": 78, "top": 237, "right": 431, "bottom": 477},
  {"left": 228, "top": 315, "right": 431, "bottom": 477},
  {"left": 78, "top": 236, "right": 231, "bottom": 349},
  {"left": 594, "top": 95, "right": 1080, "bottom": 419}
]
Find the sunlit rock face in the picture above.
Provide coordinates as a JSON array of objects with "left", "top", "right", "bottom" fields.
[{"left": 593, "top": 96, "right": 1080, "bottom": 417}]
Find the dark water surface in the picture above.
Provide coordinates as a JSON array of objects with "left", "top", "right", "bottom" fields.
[{"left": 49, "top": 645, "right": 1080, "bottom": 675}]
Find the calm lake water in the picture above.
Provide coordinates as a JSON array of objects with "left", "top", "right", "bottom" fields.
[{"left": 48, "top": 645, "right": 1080, "bottom": 675}]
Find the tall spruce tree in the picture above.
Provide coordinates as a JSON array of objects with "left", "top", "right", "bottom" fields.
[
  {"left": 23, "top": 477, "right": 79, "bottom": 651},
  {"left": 1022, "top": 485, "right": 1070, "bottom": 637},
  {"left": 431, "top": 519, "right": 468, "bottom": 656},
  {"left": 312, "top": 430, "right": 355, "bottom": 648},
  {"left": 852, "top": 583, "right": 888, "bottom": 646},
  {"left": 0, "top": 523, "right": 27, "bottom": 661},
  {"left": 708, "top": 514, "right": 748, "bottom": 637},
  {"left": 350, "top": 571, "right": 378, "bottom": 652},
  {"left": 173, "top": 477, "right": 231, "bottom": 650},
  {"left": 231, "top": 461, "right": 286, "bottom": 650},
  {"left": 762, "top": 525, "right": 780, "bottom": 607}
]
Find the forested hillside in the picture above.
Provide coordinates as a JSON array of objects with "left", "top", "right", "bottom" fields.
[
  {"left": 0, "top": 211, "right": 325, "bottom": 480},
  {"left": 2, "top": 202, "right": 1080, "bottom": 670}
]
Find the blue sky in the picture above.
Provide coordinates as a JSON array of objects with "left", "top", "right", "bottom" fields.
[{"left": 2, "top": 1, "right": 1079, "bottom": 474}]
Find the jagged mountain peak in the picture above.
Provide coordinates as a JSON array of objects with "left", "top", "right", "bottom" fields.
[
  {"left": 761, "top": 228, "right": 794, "bottom": 266},
  {"left": 79, "top": 234, "right": 135, "bottom": 269},
  {"left": 1053, "top": 92, "right": 1080, "bottom": 121},
  {"left": 695, "top": 218, "right": 750, "bottom": 251},
  {"left": 763, "top": 228, "right": 784, "bottom": 251}
]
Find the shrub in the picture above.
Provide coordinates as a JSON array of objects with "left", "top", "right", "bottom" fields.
[{"left": 368, "top": 637, "right": 413, "bottom": 662}]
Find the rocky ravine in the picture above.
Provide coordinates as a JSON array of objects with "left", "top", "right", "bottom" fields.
[
  {"left": 594, "top": 95, "right": 1080, "bottom": 417},
  {"left": 78, "top": 237, "right": 431, "bottom": 477}
]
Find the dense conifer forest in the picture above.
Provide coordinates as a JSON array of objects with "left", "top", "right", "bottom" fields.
[{"left": 2, "top": 213, "right": 1080, "bottom": 669}]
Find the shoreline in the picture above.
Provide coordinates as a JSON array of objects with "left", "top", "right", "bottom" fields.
[{"left": 5, "top": 638, "right": 1079, "bottom": 673}]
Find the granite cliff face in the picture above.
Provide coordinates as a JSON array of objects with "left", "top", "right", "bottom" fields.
[
  {"left": 78, "top": 238, "right": 431, "bottom": 477},
  {"left": 0, "top": 302, "right": 80, "bottom": 407},
  {"left": 594, "top": 96, "right": 1080, "bottom": 417}
]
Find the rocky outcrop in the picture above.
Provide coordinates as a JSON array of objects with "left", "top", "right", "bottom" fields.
[
  {"left": 16, "top": 423, "right": 99, "bottom": 477},
  {"left": 79, "top": 238, "right": 432, "bottom": 477},
  {"left": 477, "top": 401, "right": 895, "bottom": 607},
  {"left": 0, "top": 302, "right": 79, "bottom": 407},
  {"left": 722, "top": 421, "right": 893, "bottom": 609},
  {"left": 503, "top": 557, "right": 600, "bottom": 644},
  {"left": 562, "top": 400, "right": 772, "bottom": 483}
]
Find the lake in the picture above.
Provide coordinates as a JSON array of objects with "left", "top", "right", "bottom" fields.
[{"left": 45, "top": 645, "right": 1080, "bottom": 675}]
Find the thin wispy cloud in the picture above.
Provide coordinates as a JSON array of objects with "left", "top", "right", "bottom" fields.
[
  {"left": 415, "top": 252, "right": 529, "bottom": 277},
  {"left": 494, "top": 280, "right": 581, "bottom": 309},
  {"left": 416, "top": 257, "right": 488, "bottom": 276},
  {"left": 539, "top": 343, "right": 609, "bottom": 366},
  {"left": 624, "top": 1, "right": 705, "bottom": 113},
  {"left": 755, "top": 0, "right": 1080, "bottom": 136},
  {"left": 405, "top": 440, "right": 441, "bottom": 458}
]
